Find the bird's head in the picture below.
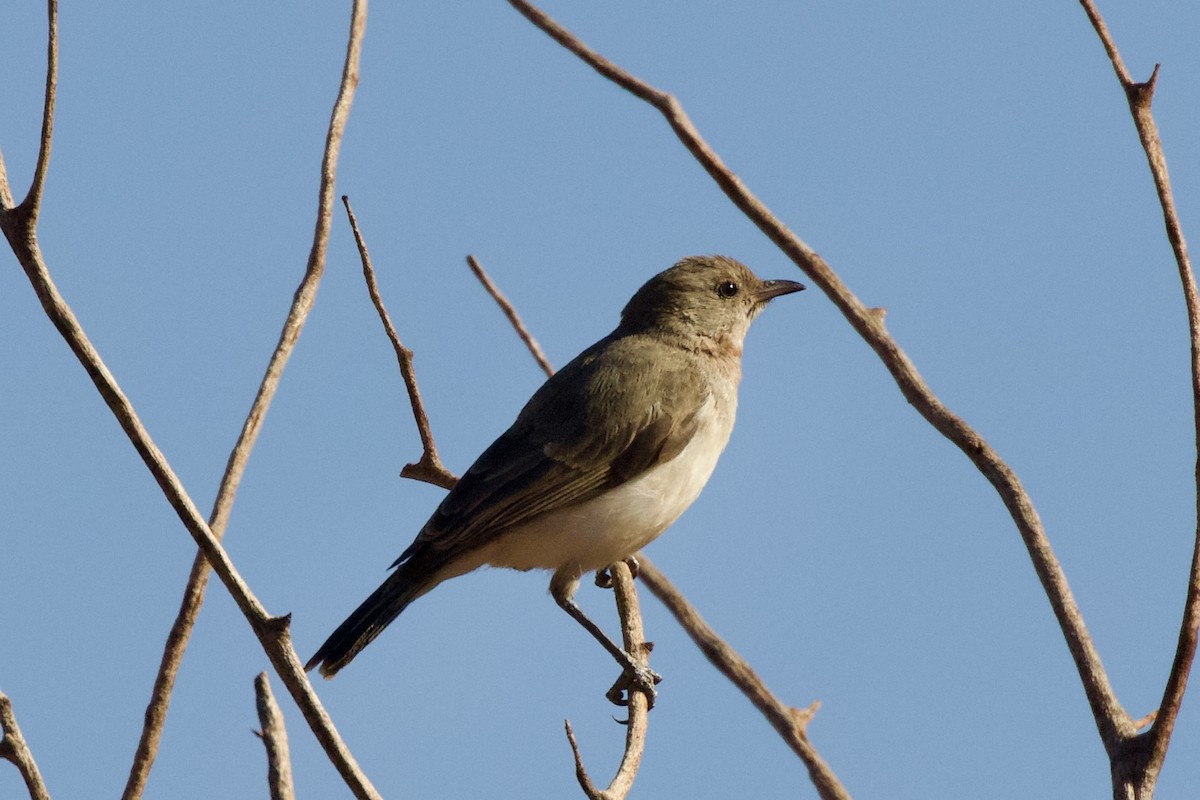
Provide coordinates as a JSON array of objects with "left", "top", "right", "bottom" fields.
[{"left": 619, "top": 255, "right": 805, "bottom": 351}]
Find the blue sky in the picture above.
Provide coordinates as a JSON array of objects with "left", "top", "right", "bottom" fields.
[{"left": 3, "top": 2, "right": 1199, "bottom": 798}]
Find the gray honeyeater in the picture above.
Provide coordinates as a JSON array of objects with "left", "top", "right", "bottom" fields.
[{"left": 306, "top": 255, "right": 804, "bottom": 705}]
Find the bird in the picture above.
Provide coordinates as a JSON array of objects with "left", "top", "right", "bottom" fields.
[{"left": 306, "top": 255, "right": 804, "bottom": 705}]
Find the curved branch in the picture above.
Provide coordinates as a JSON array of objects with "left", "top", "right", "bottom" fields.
[
  {"left": 507, "top": 0, "right": 1131, "bottom": 755},
  {"left": 0, "top": 692, "right": 50, "bottom": 800},
  {"left": 1080, "top": 0, "right": 1200, "bottom": 789}
]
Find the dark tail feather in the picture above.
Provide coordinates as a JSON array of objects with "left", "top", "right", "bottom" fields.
[{"left": 305, "top": 565, "right": 429, "bottom": 678}]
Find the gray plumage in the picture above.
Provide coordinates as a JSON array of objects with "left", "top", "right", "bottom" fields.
[{"left": 306, "top": 255, "right": 803, "bottom": 681}]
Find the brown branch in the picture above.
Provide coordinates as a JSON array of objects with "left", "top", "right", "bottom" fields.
[
  {"left": 254, "top": 673, "right": 296, "bottom": 800},
  {"left": 0, "top": 144, "right": 13, "bottom": 210},
  {"left": 4, "top": 178, "right": 381, "bottom": 800},
  {"left": 0, "top": 0, "right": 56, "bottom": 217},
  {"left": 23, "top": 0, "right": 56, "bottom": 220},
  {"left": 466, "top": 255, "right": 555, "bottom": 378},
  {"left": 563, "top": 561, "right": 650, "bottom": 800},
  {"left": 0, "top": 691, "right": 51, "bottom": 800},
  {"left": 1080, "top": 1, "right": 1200, "bottom": 792},
  {"left": 636, "top": 556, "right": 847, "bottom": 800},
  {"left": 0, "top": 1, "right": 380, "bottom": 799},
  {"left": 120, "top": 5, "right": 375, "bottom": 798},
  {"left": 342, "top": 196, "right": 458, "bottom": 490},
  {"left": 508, "top": 0, "right": 1131, "bottom": 762}
]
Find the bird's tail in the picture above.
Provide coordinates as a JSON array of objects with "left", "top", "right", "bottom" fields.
[{"left": 305, "top": 564, "right": 431, "bottom": 678}]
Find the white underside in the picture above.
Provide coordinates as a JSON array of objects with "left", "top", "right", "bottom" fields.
[{"left": 431, "top": 393, "right": 734, "bottom": 598}]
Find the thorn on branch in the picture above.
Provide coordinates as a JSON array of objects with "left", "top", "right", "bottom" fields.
[
  {"left": 1126, "top": 63, "right": 1160, "bottom": 108},
  {"left": 789, "top": 699, "right": 822, "bottom": 732},
  {"left": 1132, "top": 710, "right": 1158, "bottom": 731}
]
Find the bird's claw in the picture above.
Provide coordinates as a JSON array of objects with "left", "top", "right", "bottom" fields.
[
  {"left": 623, "top": 555, "right": 640, "bottom": 580},
  {"left": 606, "top": 663, "right": 663, "bottom": 709},
  {"left": 594, "top": 567, "right": 614, "bottom": 589},
  {"left": 594, "top": 556, "right": 642, "bottom": 589}
]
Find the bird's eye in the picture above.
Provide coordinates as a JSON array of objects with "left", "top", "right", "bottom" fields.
[{"left": 716, "top": 281, "right": 739, "bottom": 298}]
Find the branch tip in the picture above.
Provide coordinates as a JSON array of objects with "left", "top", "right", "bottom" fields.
[{"left": 466, "top": 254, "right": 555, "bottom": 378}]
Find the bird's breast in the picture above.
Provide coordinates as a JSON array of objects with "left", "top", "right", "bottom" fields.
[{"left": 478, "top": 393, "right": 736, "bottom": 574}]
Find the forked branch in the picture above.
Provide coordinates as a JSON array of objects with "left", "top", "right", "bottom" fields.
[{"left": 1080, "top": 0, "right": 1200, "bottom": 791}]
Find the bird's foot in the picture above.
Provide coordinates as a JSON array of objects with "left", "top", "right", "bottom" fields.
[
  {"left": 624, "top": 555, "right": 641, "bottom": 580},
  {"left": 594, "top": 556, "right": 641, "bottom": 589},
  {"left": 605, "top": 661, "right": 662, "bottom": 709}
]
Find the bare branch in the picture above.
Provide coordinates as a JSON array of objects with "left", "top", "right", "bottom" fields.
[
  {"left": 507, "top": 0, "right": 1132, "bottom": 755},
  {"left": 2, "top": 1, "right": 380, "bottom": 798},
  {"left": 254, "top": 674, "right": 296, "bottom": 800},
  {"left": 563, "top": 721, "right": 602, "bottom": 799},
  {"left": 0, "top": 0, "right": 57, "bottom": 216},
  {"left": 3, "top": 228, "right": 381, "bottom": 800},
  {"left": 637, "top": 557, "right": 849, "bottom": 800},
  {"left": 564, "top": 561, "right": 650, "bottom": 800},
  {"left": 1079, "top": 0, "right": 1200, "bottom": 789},
  {"left": 342, "top": 196, "right": 458, "bottom": 490},
  {"left": 120, "top": 4, "right": 376, "bottom": 798},
  {"left": 0, "top": 146, "right": 13, "bottom": 210},
  {"left": 21, "top": 0, "right": 57, "bottom": 220},
  {"left": 466, "top": 255, "right": 555, "bottom": 378},
  {"left": 0, "top": 691, "right": 51, "bottom": 800}
]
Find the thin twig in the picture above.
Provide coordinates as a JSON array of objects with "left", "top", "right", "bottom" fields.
[
  {"left": 508, "top": 0, "right": 1130, "bottom": 760},
  {"left": 0, "top": 2, "right": 381, "bottom": 799},
  {"left": 1080, "top": 0, "right": 1200, "bottom": 791},
  {"left": 121, "top": 4, "right": 373, "bottom": 798},
  {"left": 636, "top": 556, "right": 847, "bottom": 800},
  {"left": 20, "top": 0, "right": 57, "bottom": 221},
  {"left": 466, "top": 255, "right": 555, "bottom": 378},
  {"left": 563, "top": 720, "right": 603, "bottom": 798},
  {"left": 342, "top": 196, "right": 457, "bottom": 489},
  {"left": 0, "top": 691, "right": 51, "bottom": 800},
  {"left": 0, "top": 144, "right": 13, "bottom": 210},
  {"left": 254, "top": 673, "right": 296, "bottom": 800}
]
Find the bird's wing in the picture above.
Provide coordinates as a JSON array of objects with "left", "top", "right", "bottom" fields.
[{"left": 394, "top": 335, "right": 707, "bottom": 566}]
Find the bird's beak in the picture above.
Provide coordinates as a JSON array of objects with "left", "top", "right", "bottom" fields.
[{"left": 756, "top": 279, "right": 806, "bottom": 302}]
